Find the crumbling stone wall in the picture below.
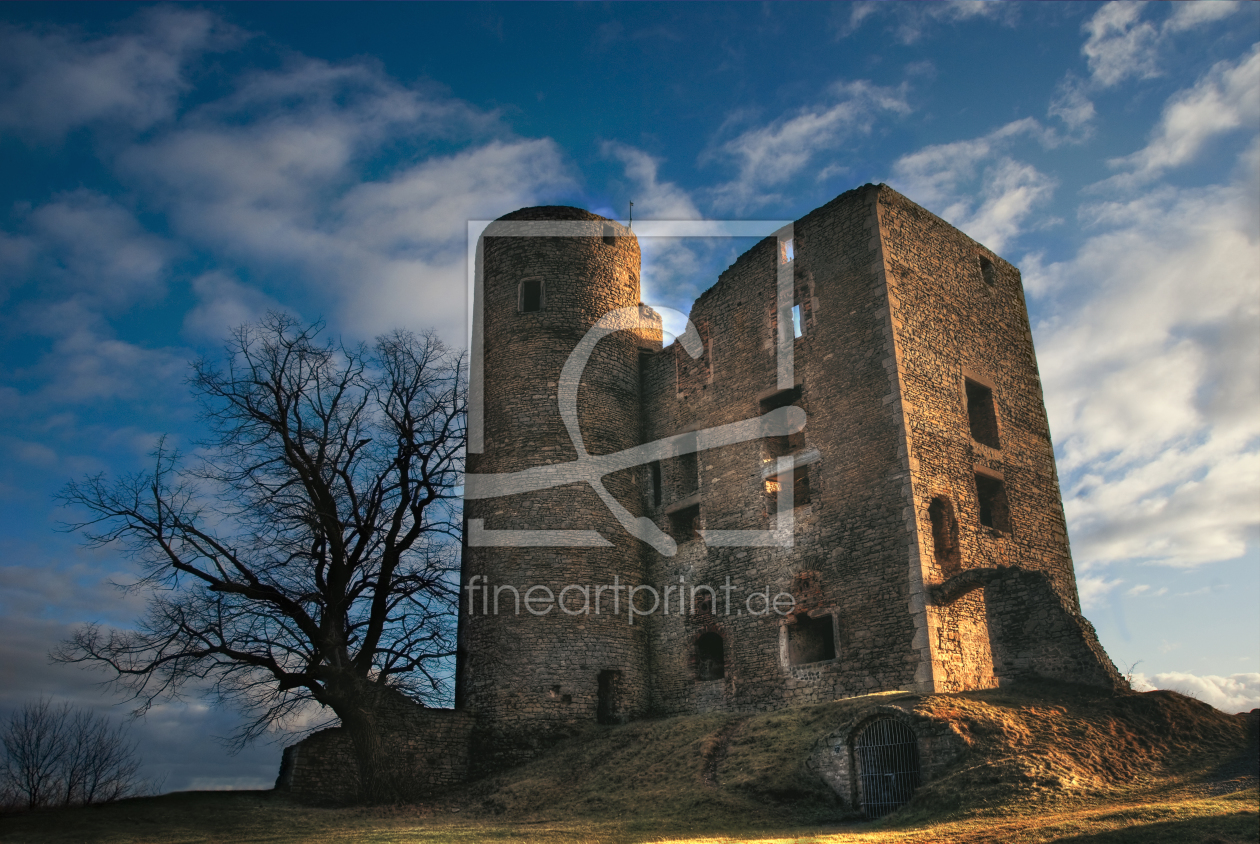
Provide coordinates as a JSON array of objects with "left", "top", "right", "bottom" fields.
[
  {"left": 276, "top": 186, "right": 1125, "bottom": 795},
  {"left": 275, "top": 705, "right": 475, "bottom": 803},
  {"left": 930, "top": 567, "right": 1124, "bottom": 690},
  {"left": 641, "top": 186, "right": 928, "bottom": 715},
  {"left": 871, "top": 185, "right": 1121, "bottom": 693}
]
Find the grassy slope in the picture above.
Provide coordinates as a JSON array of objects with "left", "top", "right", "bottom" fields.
[{"left": 1, "top": 683, "right": 1255, "bottom": 844}]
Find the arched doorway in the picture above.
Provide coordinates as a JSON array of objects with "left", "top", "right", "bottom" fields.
[{"left": 854, "top": 718, "right": 921, "bottom": 817}]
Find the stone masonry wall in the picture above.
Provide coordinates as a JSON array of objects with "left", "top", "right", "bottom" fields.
[
  {"left": 461, "top": 207, "right": 654, "bottom": 772},
  {"left": 641, "top": 185, "right": 927, "bottom": 715},
  {"left": 275, "top": 706, "right": 476, "bottom": 803},
  {"left": 872, "top": 184, "right": 1116, "bottom": 692}
]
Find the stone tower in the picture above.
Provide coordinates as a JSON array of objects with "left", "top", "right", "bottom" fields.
[{"left": 459, "top": 207, "right": 662, "bottom": 766}]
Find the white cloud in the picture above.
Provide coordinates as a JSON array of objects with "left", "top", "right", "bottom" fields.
[
  {"left": 706, "top": 81, "right": 910, "bottom": 213},
  {"left": 835, "top": 0, "right": 1016, "bottom": 45},
  {"left": 14, "top": 300, "right": 188, "bottom": 407},
  {"left": 1033, "top": 149, "right": 1260, "bottom": 569},
  {"left": 1078, "top": 575, "right": 1124, "bottom": 610},
  {"left": 1082, "top": 2, "right": 1161, "bottom": 88},
  {"left": 1106, "top": 44, "right": 1260, "bottom": 185},
  {"left": 601, "top": 142, "right": 702, "bottom": 222},
  {"left": 115, "top": 58, "right": 573, "bottom": 342},
  {"left": 888, "top": 119, "right": 1058, "bottom": 253},
  {"left": 1163, "top": 0, "right": 1243, "bottom": 34},
  {"left": 600, "top": 142, "right": 711, "bottom": 322},
  {"left": 1048, "top": 74, "right": 1097, "bottom": 135},
  {"left": 16, "top": 191, "right": 176, "bottom": 311},
  {"left": 0, "top": 7, "right": 240, "bottom": 141},
  {"left": 1081, "top": 1, "right": 1246, "bottom": 89},
  {"left": 1130, "top": 671, "right": 1260, "bottom": 713},
  {"left": 182, "top": 271, "right": 286, "bottom": 342}
]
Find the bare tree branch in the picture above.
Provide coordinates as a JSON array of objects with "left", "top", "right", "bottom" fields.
[{"left": 54, "top": 314, "right": 465, "bottom": 800}]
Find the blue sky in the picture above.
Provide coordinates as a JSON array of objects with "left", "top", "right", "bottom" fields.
[{"left": 0, "top": 2, "right": 1256, "bottom": 791}]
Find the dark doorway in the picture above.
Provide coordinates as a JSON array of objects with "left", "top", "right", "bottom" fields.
[
  {"left": 855, "top": 718, "right": 921, "bottom": 818},
  {"left": 695, "top": 632, "right": 725, "bottom": 681},
  {"left": 596, "top": 670, "right": 624, "bottom": 725}
]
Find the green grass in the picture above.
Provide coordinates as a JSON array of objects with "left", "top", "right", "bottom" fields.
[{"left": 2, "top": 683, "right": 1255, "bottom": 844}]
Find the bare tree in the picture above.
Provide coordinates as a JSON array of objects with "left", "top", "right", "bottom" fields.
[
  {"left": 0, "top": 699, "right": 141, "bottom": 809},
  {"left": 55, "top": 314, "right": 466, "bottom": 803}
]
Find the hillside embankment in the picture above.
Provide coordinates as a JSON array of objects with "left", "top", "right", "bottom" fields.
[
  {"left": 1, "top": 681, "right": 1255, "bottom": 843},
  {"left": 432, "top": 680, "right": 1256, "bottom": 827}
]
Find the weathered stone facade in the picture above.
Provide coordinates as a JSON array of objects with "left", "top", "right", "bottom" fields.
[
  {"left": 275, "top": 697, "right": 475, "bottom": 802},
  {"left": 279, "top": 184, "right": 1124, "bottom": 800}
]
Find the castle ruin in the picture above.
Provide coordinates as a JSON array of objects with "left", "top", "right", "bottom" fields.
[{"left": 277, "top": 183, "right": 1124, "bottom": 803}]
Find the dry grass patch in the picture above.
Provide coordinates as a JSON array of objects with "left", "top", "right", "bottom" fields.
[{"left": 1, "top": 682, "right": 1254, "bottom": 843}]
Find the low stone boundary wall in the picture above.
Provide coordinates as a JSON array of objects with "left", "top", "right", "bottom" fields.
[{"left": 275, "top": 707, "right": 476, "bottom": 802}]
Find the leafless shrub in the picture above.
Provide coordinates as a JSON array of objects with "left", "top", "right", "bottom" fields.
[{"left": 0, "top": 699, "right": 141, "bottom": 810}]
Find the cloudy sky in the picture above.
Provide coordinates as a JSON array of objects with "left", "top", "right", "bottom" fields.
[{"left": 0, "top": 2, "right": 1256, "bottom": 791}]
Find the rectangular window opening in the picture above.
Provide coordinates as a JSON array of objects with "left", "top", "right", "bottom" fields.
[
  {"left": 650, "top": 461, "right": 662, "bottom": 508},
  {"left": 761, "top": 386, "right": 805, "bottom": 458},
  {"left": 520, "top": 279, "right": 543, "bottom": 313},
  {"left": 760, "top": 385, "right": 802, "bottom": 413},
  {"left": 677, "top": 451, "right": 699, "bottom": 498},
  {"left": 965, "top": 378, "right": 1000, "bottom": 449},
  {"left": 791, "top": 304, "right": 803, "bottom": 338},
  {"left": 788, "top": 613, "right": 835, "bottom": 665},
  {"left": 668, "top": 504, "right": 701, "bottom": 543},
  {"left": 766, "top": 467, "right": 810, "bottom": 507},
  {"left": 780, "top": 238, "right": 794, "bottom": 263},
  {"left": 975, "top": 472, "right": 1012, "bottom": 533},
  {"left": 603, "top": 225, "right": 617, "bottom": 247}
]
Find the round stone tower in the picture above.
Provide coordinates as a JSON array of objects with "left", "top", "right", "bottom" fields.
[{"left": 459, "top": 207, "right": 660, "bottom": 767}]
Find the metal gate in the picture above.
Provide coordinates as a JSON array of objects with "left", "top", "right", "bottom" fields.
[{"left": 855, "top": 718, "right": 921, "bottom": 818}]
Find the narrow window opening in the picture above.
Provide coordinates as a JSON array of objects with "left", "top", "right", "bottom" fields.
[
  {"left": 761, "top": 386, "right": 805, "bottom": 455},
  {"left": 780, "top": 238, "right": 794, "bottom": 263},
  {"left": 975, "top": 473, "right": 1012, "bottom": 533},
  {"left": 649, "top": 461, "right": 662, "bottom": 507},
  {"left": 603, "top": 225, "right": 617, "bottom": 246},
  {"left": 855, "top": 718, "right": 921, "bottom": 818},
  {"left": 673, "top": 431, "right": 700, "bottom": 498},
  {"left": 520, "top": 279, "right": 543, "bottom": 313},
  {"left": 978, "top": 256, "right": 996, "bottom": 287},
  {"left": 788, "top": 613, "right": 835, "bottom": 665},
  {"left": 928, "top": 497, "right": 961, "bottom": 577},
  {"left": 668, "top": 504, "right": 701, "bottom": 543},
  {"left": 695, "top": 633, "right": 725, "bottom": 681},
  {"left": 791, "top": 303, "right": 803, "bottom": 338},
  {"left": 678, "top": 451, "right": 698, "bottom": 497},
  {"left": 965, "top": 379, "right": 1000, "bottom": 448}
]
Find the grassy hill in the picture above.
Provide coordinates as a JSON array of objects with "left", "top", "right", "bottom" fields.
[{"left": 1, "top": 681, "right": 1255, "bottom": 843}]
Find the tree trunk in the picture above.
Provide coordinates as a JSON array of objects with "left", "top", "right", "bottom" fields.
[{"left": 328, "top": 677, "right": 416, "bottom": 804}]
